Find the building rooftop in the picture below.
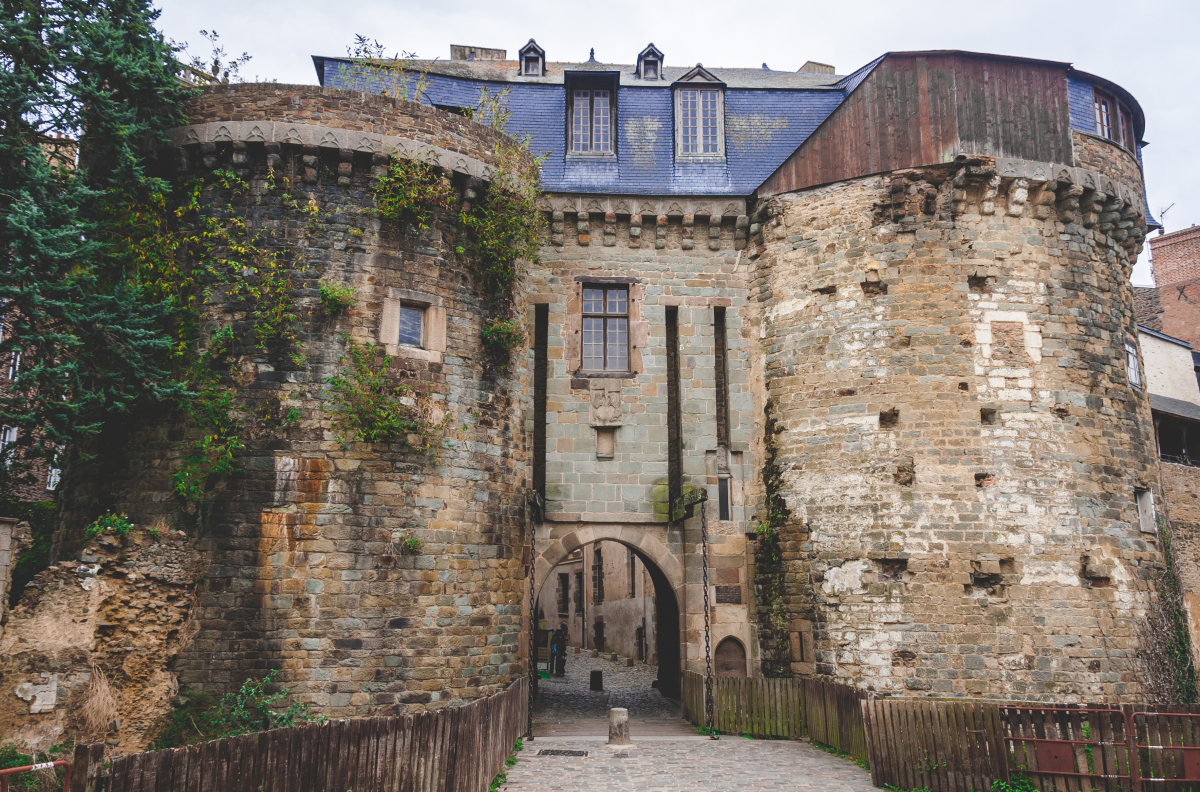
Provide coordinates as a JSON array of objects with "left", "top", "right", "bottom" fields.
[{"left": 313, "top": 56, "right": 848, "bottom": 90}]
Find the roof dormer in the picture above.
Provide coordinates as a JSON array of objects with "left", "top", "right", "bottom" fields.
[
  {"left": 518, "top": 39, "right": 545, "bottom": 77},
  {"left": 636, "top": 43, "right": 665, "bottom": 80}
]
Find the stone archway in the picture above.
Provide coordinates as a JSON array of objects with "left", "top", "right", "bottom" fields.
[{"left": 532, "top": 524, "right": 684, "bottom": 697}]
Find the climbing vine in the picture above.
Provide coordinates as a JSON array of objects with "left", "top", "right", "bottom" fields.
[
  {"left": 754, "top": 400, "right": 795, "bottom": 678},
  {"left": 1138, "top": 514, "right": 1199, "bottom": 704},
  {"left": 325, "top": 337, "right": 446, "bottom": 448},
  {"left": 131, "top": 166, "right": 304, "bottom": 507},
  {"left": 373, "top": 151, "right": 455, "bottom": 229}
]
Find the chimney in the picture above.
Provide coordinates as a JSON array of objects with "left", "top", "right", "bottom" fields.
[
  {"left": 798, "top": 60, "right": 835, "bottom": 75},
  {"left": 450, "top": 45, "right": 507, "bottom": 61}
]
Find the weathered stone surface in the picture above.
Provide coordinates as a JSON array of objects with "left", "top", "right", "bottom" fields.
[{"left": 752, "top": 160, "right": 1157, "bottom": 701}]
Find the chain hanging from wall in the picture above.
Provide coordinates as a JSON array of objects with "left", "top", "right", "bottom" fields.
[
  {"left": 700, "top": 493, "right": 717, "bottom": 739},
  {"left": 674, "top": 486, "right": 717, "bottom": 739}
]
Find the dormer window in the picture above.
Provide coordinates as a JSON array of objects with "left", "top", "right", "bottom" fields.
[
  {"left": 517, "top": 38, "right": 545, "bottom": 78},
  {"left": 674, "top": 65, "right": 725, "bottom": 160},
  {"left": 636, "top": 43, "right": 665, "bottom": 81},
  {"left": 571, "top": 85, "right": 612, "bottom": 154}
]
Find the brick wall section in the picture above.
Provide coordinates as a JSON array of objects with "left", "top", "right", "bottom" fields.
[
  {"left": 752, "top": 160, "right": 1160, "bottom": 701},
  {"left": 1150, "top": 226, "right": 1200, "bottom": 285},
  {"left": 55, "top": 86, "right": 529, "bottom": 718}
]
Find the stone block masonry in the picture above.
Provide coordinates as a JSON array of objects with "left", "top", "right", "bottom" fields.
[
  {"left": 53, "top": 85, "right": 531, "bottom": 722},
  {"left": 751, "top": 157, "right": 1159, "bottom": 701}
]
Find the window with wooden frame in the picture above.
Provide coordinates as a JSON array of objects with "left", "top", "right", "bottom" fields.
[
  {"left": 1093, "top": 87, "right": 1137, "bottom": 153},
  {"left": 557, "top": 573, "right": 569, "bottom": 617},
  {"left": 569, "top": 84, "right": 613, "bottom": 155},
  {"left": 582, "top": 285, "right": 628, "bottom": 372},
  {"left": 675, "top": 87, "right": 724, "bottom": 159}
]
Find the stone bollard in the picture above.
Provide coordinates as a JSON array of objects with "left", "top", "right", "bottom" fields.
[
  {"left": 590, "top": 670, "right": 603, "bottom": 691},
  {"left": 608, "top": 708, "right": 631, "bottom": 745},
  {"left": 625, "top": 657, "right": 634, "bottom": 667}
]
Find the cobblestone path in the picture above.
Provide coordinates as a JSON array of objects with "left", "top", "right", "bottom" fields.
[
  {"left": 499, "top": 737, "right": 877, "bottom": 792},
  {"left": 532, "top": 652, "right": 683, "bottom": 735}
]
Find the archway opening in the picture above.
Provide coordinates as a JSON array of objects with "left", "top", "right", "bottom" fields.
[
  {"left": 533, "top": 538, "right": 682, "bottom": 728},
  {"left": 715, "top": 636, "right": 747, "bottom": 678}
]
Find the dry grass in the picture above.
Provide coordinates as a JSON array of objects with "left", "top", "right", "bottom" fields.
[{"left": 75, "top": 665, "right": 119, "bottom": 740}]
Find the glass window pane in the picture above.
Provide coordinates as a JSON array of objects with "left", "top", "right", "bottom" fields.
[
  {"left": 680, "top": 90, "right": 698, "bottom": 153},
  {"left": 701, "top": 90, "right": 719, "bottom": 153},
  {"left": 398, "top": 305, "right": 424, "bottom": 347},
  {"left": 606, "top": 318, "right": 627, "bottom": 371},
  {"left": 583, "top": 317, "right": 604, "bottom": 369},
  {"left": 607, "top": 288, "right": 627, "bottom": 315},
  {"left": 572, "top": 90, "right": 591, "bottom": 152},
  {"left": 593, "top": 90, "right": 611, "bottom": 152},
  {"left": 583, "top": 288, "right": 604, "bottom": 313}
]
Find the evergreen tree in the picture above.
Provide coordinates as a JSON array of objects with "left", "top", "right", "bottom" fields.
[{"left": 0, "top": 0, "right": 193, "bottom": 485}]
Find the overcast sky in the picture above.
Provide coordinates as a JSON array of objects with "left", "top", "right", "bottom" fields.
[{"left": 155, "top": 0, "right": 1199, "bottom": 286}]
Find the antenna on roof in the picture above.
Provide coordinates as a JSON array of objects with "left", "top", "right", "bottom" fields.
[{"left": 1158, "top": 203, "right": 1175, "bottom": 234}]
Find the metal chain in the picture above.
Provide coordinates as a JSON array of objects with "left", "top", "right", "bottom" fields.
[
  {"left": 701, "top": 498, "right": 717, "bottom": 739},
  {"left": 527, "top": 494, "right": 539, "bottom": 741}
]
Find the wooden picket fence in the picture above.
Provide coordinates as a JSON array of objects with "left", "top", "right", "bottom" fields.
[
  {"left": 65, "top": 678, "right": 526, "bottom": 792},
  {"left": 862, "top": 699, "right": 1200, "bottom": 792},
  {"left": 680, "top": 671, "right": 868, "bottom": 762}
]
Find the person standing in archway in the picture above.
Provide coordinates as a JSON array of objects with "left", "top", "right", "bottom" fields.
[{"left": 552, "top": 624, "right": 568, "bottom": 677}]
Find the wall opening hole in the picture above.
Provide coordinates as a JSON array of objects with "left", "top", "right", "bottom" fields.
[
  {"left": 968, "top": 275, "right": 992, "bottom": 293},
  {"left": 879, "top": 408, "right": 899, "bottom": 428},
  {"left": 837, "top": 388, "right": 858, "bottom": 397},
  {"left": 981, "top": 408, "right": 998, "bottom": 425},
  {"left": 861, "top": 280, "right": 887, "bottom": 297},
  {"left": 893, "top": 455, "right": 914, "bottom": 486},
  {"left": 1052, "top": 405, "right": 1069, "bottom": 419},
  {"left": 813, "top": 285, "right": 837, "bottom": 295},
  {"left": 975, "top": 472, "right": 994, "bottom": 488},
  {"left": 877, "top": 558, "right": 908, "bottom": 580},
  {"left": 958, "top": 382, "right": 969, "bottom": 392}
]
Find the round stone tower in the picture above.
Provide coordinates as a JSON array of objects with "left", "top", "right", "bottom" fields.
[
  {"left": 57, "top": 84, "right": 531, "bottom": 715},
  {"left": 749, "top": 53, "right": 1158, "bottom": 701}
]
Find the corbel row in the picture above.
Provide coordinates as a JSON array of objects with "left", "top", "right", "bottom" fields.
[{"left": 548, "top": 211, "right": 750, "bottom": 250}]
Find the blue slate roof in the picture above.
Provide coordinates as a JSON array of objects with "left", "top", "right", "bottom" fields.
[
  {"left": 318, "top": 57, "right": 847, "bottom": 196},
  {"left": 314, "top": 52, "right": 1149, "bottom": 206}
]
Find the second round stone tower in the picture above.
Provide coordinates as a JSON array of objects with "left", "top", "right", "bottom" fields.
[{"left": 750, "top": 52, "right": 1158, "bottom": 701}]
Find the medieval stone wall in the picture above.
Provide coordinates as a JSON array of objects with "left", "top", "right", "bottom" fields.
[
  {"left": 528, "top": 202, "right": 761, "bottom": 678},
  {"left": 750, "top": 155, "right": 1158, "bottom": 701},
  {"left": 1161, "top": 461, "right": 1200, "bottom": 671},
  {"left": 54, "top": 85, "right": 531, "bottom": 720},
  {"left": 0, "top": 529, "right": 201, "bottom": 753}
]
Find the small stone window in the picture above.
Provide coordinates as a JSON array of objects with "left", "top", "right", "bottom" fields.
[
  {"left": 380, "top": 289, "right": 446, "bottom": 363},
  {"left": 643, "top": 59, "right": 659, "bottom": 80},
  {"left": 1136, "top": 488, "right": 1156, "bottom": 534},
  {"left": 1126, "top": 341, "right": 1142, "bottom": 388},
  {"left": 397, "top": 304, "right": 425, "bottom": 348},
  {"left": 524, "top": 56, "right": 540, "bottom": 76},
  {"left": 582, "top": 286, "right": 628, "bottom": 372},
  {"left": 570, "top": 85, "right": 613, "bottom": 155}
]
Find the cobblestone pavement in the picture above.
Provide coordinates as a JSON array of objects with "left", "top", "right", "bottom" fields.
[
  {"left": 499, "top": 737, "right": 877, "bottom": 792},
  {"left": 532, "top": 652, "right": 681, "bottom": 725}
]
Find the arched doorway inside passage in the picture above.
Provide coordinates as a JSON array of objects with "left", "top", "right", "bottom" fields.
[{"left": 532, "top": 527, "right": 683, "bottom": 699}]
